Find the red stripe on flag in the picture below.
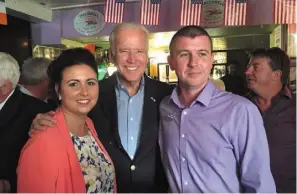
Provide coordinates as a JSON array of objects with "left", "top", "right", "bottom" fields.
[
  {"left": 282, "top": 0, "right": 286, "bottom": 23},
  {"left": 241, "top": 2, "right": 245, "bottom": 25},
  {"left": 231, "top": 0, "right": 235, "bottom": 25},
  {"left": 277, "top": 0, "right": 281, "bottom": 23},
  {"left": 156, "top": 3, "right": 160, "bottom": 25}
]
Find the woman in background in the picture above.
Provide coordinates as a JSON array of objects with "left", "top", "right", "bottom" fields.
[{"left": 17, "top": 48, "right": 116, "bottom": 193}]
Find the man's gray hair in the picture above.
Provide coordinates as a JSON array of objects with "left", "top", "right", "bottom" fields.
[
  {"left": 0, "top": 52, "right": 20, "bottom": 89},
  {"left": 21, "top": 57, "right": 51, "bottom": 85},
  {"left": 109, "top": 23, "right": 150, "bottom": 55}
]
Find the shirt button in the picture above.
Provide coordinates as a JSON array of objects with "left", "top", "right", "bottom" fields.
[
  {"left": 184, "top": 181, "right": 188, "bottom": 185},
  {"left": 131, "top": 136, "right": 134, "bottom": 140},
  {"left": 181, "top": 134, "right": 185, "bottom": 138},
  {"left": 181, "top": 157, "right": 186, "bottom": 162},
  {"left": 130, "top": 165, "right": 136, "bottom": 171},
  {"left": 183, "top": 111, "right": 187, "bottom": 115},
  {"left": 129, "top": 99, "right": 133, "bottom": 103},
  {"left": 130, "top": 117, "right": 133, "bottom": 121}
]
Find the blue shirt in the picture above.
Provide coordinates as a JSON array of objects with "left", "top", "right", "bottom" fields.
[
  {"left": 159, "top": 81, "right": 276, "bottom": 193},
  {"left": 115, "top": 75, "right": 145, "bottom": 159}
]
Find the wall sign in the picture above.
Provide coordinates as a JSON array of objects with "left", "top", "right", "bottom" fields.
[
  {"left": 74, "top": 9, "right": 105, "bottom": 36},
  {"left": 201, "top": 0, "right": 225, "bottom": 28}
]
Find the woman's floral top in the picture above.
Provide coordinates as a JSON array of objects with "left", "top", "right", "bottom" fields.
[{"left": 71, "top": 131, "right": 115, "bottom": 193}]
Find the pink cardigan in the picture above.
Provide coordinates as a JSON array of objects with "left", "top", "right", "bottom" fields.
[{"left": 17, "top": 108, "right": 117, "bottom": 193}]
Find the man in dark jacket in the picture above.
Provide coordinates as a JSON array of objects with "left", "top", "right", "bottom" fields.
[
  {"left": 245, "top": 48, "right": 296, "bottom": 193},
  {"left": 0, "top": 53, "right": 49, "bottom": 192},
  {"left": 91, "top": 23, "right": 173, "bottom": 192},
  {"left": 31, "top": 23, "right": 173, "bottom": 192}
]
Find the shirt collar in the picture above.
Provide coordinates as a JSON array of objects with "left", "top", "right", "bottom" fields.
[
  {"left": 281, "top": 86, "right": 293, "bottom": 99},
  {"left": 19, "top": 84, "right": 33, "bottom": 96},
  {"left": 0, "top": 89, "right": 15, "bottom": 111},
  {"left": 248, "top": 85, "right": 293, "bottom": 102},
  {"left": 170, "top": 80, "right": 216, "bottom": 108},
  {"left": 115, "top": 73, "right": 145, "bottom": 92}
]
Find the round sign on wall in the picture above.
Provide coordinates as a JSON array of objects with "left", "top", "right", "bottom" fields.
[
  {"left": 201, "top": 0, "right": 225, "bottom": 28},
  {"left": 74, "top": 9, "right": 105, "bottom": 36}
]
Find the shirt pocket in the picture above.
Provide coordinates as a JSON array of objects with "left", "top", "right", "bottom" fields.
[{"left": 159, "top": 111, "right": 181, "bottom": 151}]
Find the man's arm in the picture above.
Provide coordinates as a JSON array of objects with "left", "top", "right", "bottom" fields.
[
  {"left": 29, "top": 111, "right": 56, "bottom": 135},
  {"left": 231, "top": 102, "right": 276, "bottom": 193}
]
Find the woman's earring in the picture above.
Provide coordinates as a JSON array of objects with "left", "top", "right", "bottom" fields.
[{"left": 58, "top": 94, "right": 62, "bottom": 100}]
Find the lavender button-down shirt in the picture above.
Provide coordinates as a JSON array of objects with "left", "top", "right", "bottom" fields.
[{"left": 159, "top": 81, "right": 276, "bottom": 193}]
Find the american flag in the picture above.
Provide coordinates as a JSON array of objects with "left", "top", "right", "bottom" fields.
[
  {"left": 104, "top": 0, "right": 125, "bottom": 23},
  {"left": 180, "top": 0, "right": 203, "bottom": 26},
  {"left": 274, "top": 0, "right": 296, "bottom": 24},
  {"left": 140, "top": 0, "right": 162, "bottom": 25},
  {"left": 224, "top": 0, "right": 247, "bottom": 26}
]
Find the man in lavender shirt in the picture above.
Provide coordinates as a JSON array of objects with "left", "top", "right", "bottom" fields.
[{"left": 158, "top": 26, "right": 276, "bottom": 193}]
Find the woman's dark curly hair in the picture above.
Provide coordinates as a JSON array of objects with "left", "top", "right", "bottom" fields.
[{"left": 47, "top": 48, "right": 98, "bottom": 103}]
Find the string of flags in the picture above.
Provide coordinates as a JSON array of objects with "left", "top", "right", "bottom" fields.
[{"left": 104, "top": 0, "right": 296, "bottom": 26}]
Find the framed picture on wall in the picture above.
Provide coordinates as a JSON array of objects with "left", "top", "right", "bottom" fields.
[
  {"left": 157, "top": 63, "right": 178, "bottom": 83},
  {"left": 211, "top": 65, "right": 226, "bottom": 79}
]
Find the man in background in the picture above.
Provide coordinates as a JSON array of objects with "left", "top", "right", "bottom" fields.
[
  {"left": 19, "top": 57, "right": 51, "bottom": 101},
  {"left": 220, "top": 61, "right": 245, "bottom": 95},
  {"left": 0, "top": 53, "right": 49, "bottom": 192},
  {"left": 245, "top": 48, "right": 296, "bottom": 193}
]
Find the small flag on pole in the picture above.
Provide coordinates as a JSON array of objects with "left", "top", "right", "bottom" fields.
[
  {"left": 274, "top": 0, "right": 296, "bottom": 24},
  {"left": 104, "top": 0, "right": 125, "bottom": 23},
  {"left": 224, "top": 0, "right": 248, "bottom": 26},
  {"left": 180, "top": 0, "right": 203, "bottom": 26},
  {"left": 140, "top": 0, "right": 162, "bottom": 25},
  {"left": 0, "top": 0, "right": 7, "bottom": 25}
]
